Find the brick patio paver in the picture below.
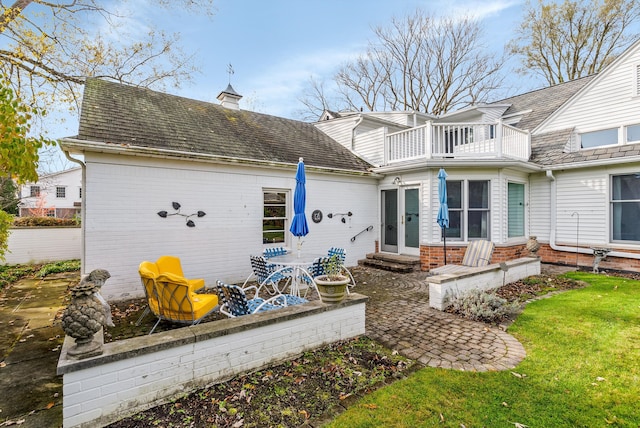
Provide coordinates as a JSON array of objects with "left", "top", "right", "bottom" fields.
[{"left": 352, "top": 266, "right": 526, "bottom": 372}]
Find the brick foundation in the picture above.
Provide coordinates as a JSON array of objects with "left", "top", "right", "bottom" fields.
[{"left": 420, "top": 243, "right": 640, "bottom": 274}]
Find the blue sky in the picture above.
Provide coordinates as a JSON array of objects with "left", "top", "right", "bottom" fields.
[
  {"left": 170, "top": 0, "right": 529, "bottom": 118},
  {"left": 38, "top": 0, "right": 532, "bottom": 170}
]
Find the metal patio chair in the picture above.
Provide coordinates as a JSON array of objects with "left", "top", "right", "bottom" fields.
[
  {"left": 215, "top": 280, "right": 307, "bottom": 318},
  {"left": 242, "top": 255, "right": 292, "bottom": 295}
]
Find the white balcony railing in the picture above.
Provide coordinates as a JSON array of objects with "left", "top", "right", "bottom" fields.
[{"left": 385, "top": 121, "right": 530, "bottom": 164}]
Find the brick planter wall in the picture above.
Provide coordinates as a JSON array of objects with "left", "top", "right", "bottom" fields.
[{"left": 57, "top": 294, "right": 367, "bottom": 428}]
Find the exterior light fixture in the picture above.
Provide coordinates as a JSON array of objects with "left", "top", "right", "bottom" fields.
[{"left": 157, "top": 202, "right": 206, "bottom": 227}]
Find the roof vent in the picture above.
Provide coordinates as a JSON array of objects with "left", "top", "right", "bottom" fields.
[{"left": 217, "top": 84, "right": 242, "bottom": 110}]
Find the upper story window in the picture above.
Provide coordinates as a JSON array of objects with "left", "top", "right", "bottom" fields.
[
  {"left": 626, "top": 124, "right": 640, "bottom": 143},
  {"left": 580, "top": 128, "right": 618, "bottom": 149},
  {"left": 56, "top": 186, "right": 66, "bottom": 198},
  {"left": 263, "top": 190, "right": 288, "bottom": 244},
  {"left": 30, "top": 186, "right": 40, "bottom": 197},
  {"left": 79, "top": 187, "right": 82, "bottom": 198}
]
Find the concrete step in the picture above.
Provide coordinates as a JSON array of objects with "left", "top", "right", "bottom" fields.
[{"left": 357, "top": 253, "right": 421, "bottom": 273}]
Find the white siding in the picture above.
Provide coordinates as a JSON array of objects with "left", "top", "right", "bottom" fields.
[
  {"left": 539, "top": 42, "right": 640, "bottom": 134},
  {"left": 83, "top": 154, "right": 378, "bottom": 301},
  {"left": 353, "top": 128, "right": 386, "bottom": 165},
  {"left": 529, "top": 172, "right": 551, "bottom": 241},
  {"left": 555, "top": 169, "right": 609, "bottom": 245},
  {"left": 314, "top": 118, "right": 358, "bottom": 150}
]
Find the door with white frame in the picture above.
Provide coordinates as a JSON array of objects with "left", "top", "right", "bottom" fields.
[{"left": 381, "top": 186, "right": 420, "bottom": 255}]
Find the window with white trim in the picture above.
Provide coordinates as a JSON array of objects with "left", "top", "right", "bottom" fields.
[
  {"left": 56, "top": 186, "right": 66, "bottom": 198},
  {"left": 30, "top": 186, "right": 40, "bottom": 197},
  {"left": 626, "top": 124, "right": 640, "bottom": 143},
  {"left": 611, "top": 174, "right": 640, "bottom": 242},
  {"left": 263, "top": 190, "right": 288, "bottom": 244},
  {"left": 445, "top": 180, "right": 490, "bottom": 240},
  {"left": 580, "top": 128, "right": 618, "bottom": 149}
]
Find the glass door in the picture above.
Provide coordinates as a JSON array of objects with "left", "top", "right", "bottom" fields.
[
  {"left": 381, "top": 189, "right": 398, "bottom": 252},
  {"left": 401, "top": 187, "right": 420, "bottom": 255}
]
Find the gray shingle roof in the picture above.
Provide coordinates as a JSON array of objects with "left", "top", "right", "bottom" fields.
[
  {"left": 489, "top": 75, "right": 640, "bottom": 166},
  {"left": 74, "top": 78, "right": 373, "bottom": 172},
  {"left": 490, "top": 75, "right": 596, "bottom": 131}
]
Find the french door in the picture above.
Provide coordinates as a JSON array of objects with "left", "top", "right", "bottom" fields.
[{"left": 381, "top": 187, "right": 420, "bottom": 255}]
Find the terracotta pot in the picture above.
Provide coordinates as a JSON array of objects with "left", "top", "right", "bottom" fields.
[{"left": 314, "top": 275, "right": 349, "bottom": 304}]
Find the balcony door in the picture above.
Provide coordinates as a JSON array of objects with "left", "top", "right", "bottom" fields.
[{"left": 381, "top": 187, "right": 420, "bottom": 255}]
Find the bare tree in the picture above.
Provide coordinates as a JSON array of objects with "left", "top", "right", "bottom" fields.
[
  {"left": 0, "top": 0, "right": 216, "bottom": 114},
  {"left": 300, "top": 10, "right": 506, "bottom": 118},
  {"left": 509, "top": 0, "right": 640, "bottom": 85}
]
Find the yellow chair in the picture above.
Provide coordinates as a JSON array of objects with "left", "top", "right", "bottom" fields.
[
  {"left": 156, "top": 255, "right": 205, "bottom": 291},
  {"left": 152, "top": 272, "right": 219, "bottom": 333},
  {"left": 136, "top": 261, "right": 162, "bottom": 326}
]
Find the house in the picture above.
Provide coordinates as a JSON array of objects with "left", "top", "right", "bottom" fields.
[
  {"left": 315, "top": 39, "right": 640, "bottom": 274},
  {"left": 61, "top": 40, "right": 640, "bottom": 300},
  {"left": 60, "top": 79, "right": 379, "bottom": 300},
  {"left": 18, "top": 167, "right": 82, "bottom": 219}
]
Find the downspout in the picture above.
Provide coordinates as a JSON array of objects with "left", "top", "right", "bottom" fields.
[
  {"left": 63, "top": 150, "right": 87, "bottom": 274},
  {"left": 351, "top": 115, "right": 364, "bottom": 151},
  {"left": 546, "top": 170, "right": 640, "bottom": 260}
]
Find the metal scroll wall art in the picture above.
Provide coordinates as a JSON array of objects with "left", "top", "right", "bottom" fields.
[
  {"left": 157, "top": 202, "right": 206, "bottom": 227},
  {"left": 327, "top": 211, "right": 352, "bottom": 224}
]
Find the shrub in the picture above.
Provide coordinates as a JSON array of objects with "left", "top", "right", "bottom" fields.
[
  {"left": 12, "top": 216, "right": 78, "bottom": 227},
  {"left": 36, "top": 259, "right": 81, "bottom": 277},
  {"left": 449, "top": 288, "right": 522, "bottom": 324}
]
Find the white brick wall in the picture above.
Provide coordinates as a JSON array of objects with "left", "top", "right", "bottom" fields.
[
  {"left": 83, "top": 154, "right": 379, "bottom": 301},
  {"left": 5, "top": 227, "right": 81, "bottom": 265},
  {"left": 57, "top": 297, "right": 367, "bottom": 428}
]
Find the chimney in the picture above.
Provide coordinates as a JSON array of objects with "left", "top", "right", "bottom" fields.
[{"left": 217, "top": 83, "right": 242, "bottom": 110}]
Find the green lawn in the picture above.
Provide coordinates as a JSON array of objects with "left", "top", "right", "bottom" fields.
[{"left": 328, "top": 272, "right": 640, "bottom": 427}]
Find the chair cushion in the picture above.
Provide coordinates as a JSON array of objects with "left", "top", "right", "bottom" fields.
[{"left": 461, "top": 240, "right": 494, "bottom": 267}]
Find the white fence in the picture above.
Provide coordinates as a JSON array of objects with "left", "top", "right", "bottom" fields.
[{"left": 4, "top": 227, "right": 81, "bottom": 265}]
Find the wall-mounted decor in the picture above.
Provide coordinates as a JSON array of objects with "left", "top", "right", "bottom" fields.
[
  {"left": 311, "top": 209, "right": 323, "bottom": 223},
  {"left": 327, "top": 211, "right": 352, "bottom": 223},
  {"left": 157, "top": 202, "right": 206, "bottom": 227}
]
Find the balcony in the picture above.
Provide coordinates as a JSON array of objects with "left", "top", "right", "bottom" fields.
[{"left": 385, "top": 122, "right": 530, "bottom": 164}]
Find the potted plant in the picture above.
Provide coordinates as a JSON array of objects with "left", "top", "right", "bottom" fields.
[{"left": 313, "top": 254, "right": 350, "bottom": 303}]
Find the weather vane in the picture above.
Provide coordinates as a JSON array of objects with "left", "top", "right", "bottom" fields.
[{"left": 227, "top": 63, "right": 234, "bottom": 84}]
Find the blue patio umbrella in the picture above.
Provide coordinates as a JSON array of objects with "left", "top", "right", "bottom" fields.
[
  {"left": 437, "top": 168, "right": 449, "bottom": 265},
  {"left": 290, "top": 157, "right": 309, "bottom": 255}
]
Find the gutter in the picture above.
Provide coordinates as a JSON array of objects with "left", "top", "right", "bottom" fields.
[
  {"left": 60, "top": 138, "right": 381, "bottom": 178},
  {"left": 63, "top": 150, "right": 87, "bottom": 275},
  {"left": 351, "top": 115, "right": 364, "bottom": 151},
  {"left": 546, "top": 170, "right": 640, "bottom": 260}
]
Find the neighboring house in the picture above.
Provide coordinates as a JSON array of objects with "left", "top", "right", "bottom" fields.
[
  {"left": 61, "top": 40, "right": 640, "bottom": 300},
  {"left": 18, "top": 167, "right": 82, "bottom": 219}
]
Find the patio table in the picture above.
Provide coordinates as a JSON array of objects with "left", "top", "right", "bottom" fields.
[{"left": 268, "top": 252, "right": 324, "bottom": 298}]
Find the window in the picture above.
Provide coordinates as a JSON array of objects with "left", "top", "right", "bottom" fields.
[
  {"left": 79, "top": 187, "right": 82, "bottom": 198},
  {"left": 263, "top": 190, "right": 288, "bottom": 244},
  {"left": 445, "top": 180, "right": 490, "bottom": 240},
  {"left": 508, "top": 183, "right": 525, "bottom": 238},
  {"left": 580, "top": 128, "right": 618, "bottom": 149},
  {"left": 626, "top": 124, "right": 640, "bottom": 143},
  {"left": 56, "top": 186, "right": 66, "bottom": 198},
  {"left": 468, "top": 181, "right": 490, "bottom": 239},
  {"left": 611, "top": 174, "right": 640, "bottom": 242},
  {"left": 30, "top": 186, "right": 40, "bottom": 197},
  {"left": 446, "top": 181, "right": 462, "bottom": 239},
  {"left": 46, "top": 209, "right": 55, "bottom": 217}
]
